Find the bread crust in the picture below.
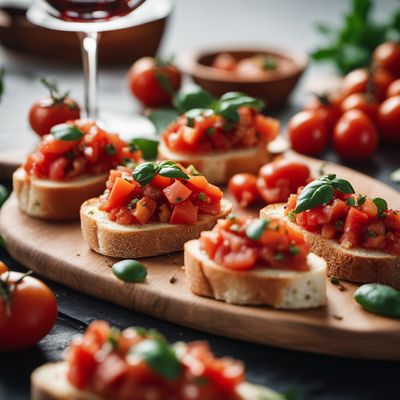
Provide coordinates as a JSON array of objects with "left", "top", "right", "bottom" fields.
[
  {"left": 13, "top": 167, "right": 107, "bottom": 221},
  {"left": 184, "top": 240, "right": 327, "bottom": 309},
  {"left": 158, "top": 140, "right": 271, "bottom": 184},
  {"left": 261, "top": 204, "right": 400, "bottom": 288},
  {"left": 80, "top": 198, "right": 232, "bottom": 258}
]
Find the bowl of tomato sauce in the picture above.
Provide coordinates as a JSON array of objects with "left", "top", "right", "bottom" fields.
[{"left": 178, "top": 48, "right": 308, "bottom": 109}]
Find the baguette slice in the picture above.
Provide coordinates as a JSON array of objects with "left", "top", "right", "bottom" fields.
[
  {"left": 158, "top": 140, "right": 271, "bottom": 185},
  {"left": 31, "top": 362, "right": 287, "bottom": 400},
  {"left": 261, "top": 204, "right": 400, "bottom": 289},
  {"left": 80, "top": 198, "right": 232, "bottom": 258},
  {"left": 13, "top": 167, "right": 107, "bottom": 221},
  {"left": 184, "top": 240, "right": 327, "bottom": 309}
]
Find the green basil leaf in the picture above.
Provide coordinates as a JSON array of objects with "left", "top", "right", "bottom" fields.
[
  {"left": 131, "top": 339, "right": 182, "bottom": 380},
  {"left": 0, "top": 184, "right": 9, "bottom": 208},
  {"left": 246, "top": 219, "right": 269, "bottom": 240},
  {"left": 331, "top": 178, "right": 355, "bottom": 194},
  {"left": 373, "top": 197, "right": 388, "bottom": 217},
  {"left": 215, "top": 94, "right": 265, "bottom": 122},
  {"left": 159, "top": 165, "right": 189, "bottom": 180},
  {"left": 130, "top": 138, "right": 159, "bottom": 161},
  {"left": 51, "top": 124, "right": 84, "bottom": 141},
  {"left": 219, "top": 91, "right": 246, "bottom": 101},
  {"left": 132, "top": 162, "right": 159, "bottom": 187},
  {"left": 295, "top": 179, "right": 334, "bottom": 213},
  {"left": 112, "top": 260, "right": 147, "bottom": 282},
  {"left": 354, "top": 283, "right": 400, "bottom": 317},
  {"left": 104, "top": 143, "right": 117, "bottom": 156},
  {"left": 148, "top": 108, "right": 179, "bottom": 134},
  {"left": 173, "top": 86, "right": 215, "bottom": 113}
]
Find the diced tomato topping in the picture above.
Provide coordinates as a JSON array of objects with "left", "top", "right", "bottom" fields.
[
  {"left": 163, "top": 180, "right": 192, "bottom": 204},
  {"left": 254, "top": 114, "right": 279, "bottom": 141},
  {"left": 48, "top": 157, "right": 68, "bottom": 180},
  {"left": 170, "top": 200, "right": 198, "bottom": 225},
  {"left": 133, "top": 196, "right": 157, "bottom": 224},
  {"left": 105, "top": 178, "right": 141, "bottom": 211},
  {"left": 150, "top": 174, "right": 173, "bottom": 189}
]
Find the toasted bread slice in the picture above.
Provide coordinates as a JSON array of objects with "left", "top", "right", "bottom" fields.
[
  {"left": 158, "top": 140, "right": 271, "bottom": 185},
  {"left": 31, "top": 362, "right": 286, "bottom": 400},
  {"left": 80, "top": 198, "right": 232, "bottom": 258},
  {"left": 261, "top": 204, "right": 400, "bottom": 288},
  {"left": 184, "top": 240, "right": 327, "bottom": 309},
  {"left": 13, "top": 167, "right": 107, "bottom": 221}
]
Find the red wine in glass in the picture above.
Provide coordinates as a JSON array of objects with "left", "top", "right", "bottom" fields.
[{"left": 46, "top": 0, "right": 145, "bottom": 21}]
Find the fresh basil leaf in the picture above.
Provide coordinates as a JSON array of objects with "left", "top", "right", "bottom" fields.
[
  {"left": 357, "top": 194, "right": 366, "bottom": 206},
  {"left": 346, "top": 197, "right": 356, "bottom": 207},
  {"left": 159, "top": 165, "right": 189, "bottom": 180},
  {"left": 373, "top": 197, "right": 388, "bottom": 217},
  {"left": 354, "top": 283, "right": 400, "bottom": 317},
  {"left": 130, "top": 138, "right": 159, "bottom": 161},
  {"left": 331, "top": 178, "right": 355, "bottom": 194},
  {"left": 219, "top": 92, "right": 246, "bottom": 101},
  {"left": 173, "top": 86, "right": 215, "bottom": 113},
  {"left": 132, "top": 162, "right": 159, "bottom": 186},
  {"left": 131, "top": 339, "right": 182, "bottom": 380},
  {"left": 51, "top": 124, "right": 84, "bottom": 141},
  {"left": 148, "top": 108, "right": 179, "bottom": 134},
  {"left": 215, "top": 94, "right": 265, "bottom": 122},
  {"left": 295, "top": 179, "right": 334, "bottom": 213},
  {"left": 246, "top": 219, "right": 269, "bottom": 240}
]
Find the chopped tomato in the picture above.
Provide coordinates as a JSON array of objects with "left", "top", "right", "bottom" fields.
[
  {"left": 254, "top": 114, "right": 279, "bottom": 141},
  {"left": 170, "top": 200, "right": 198, "bottom": 224},
  {"left": 48, "top": 157, "right": 68, "bottom": 180},
  {"left": 187, "top": 175, "right": 223, "bottom": 201},
  {"left": 39, "top": 136, "right": 79, "bottom": 154},
  {"left": 105, "top": 178, "right": 140, "bottom": 211},
  {"left": 133, "top": 196, "right": 157, "bottom": 224},
  {"left": 163, "top": 180, "right": 192, "bottom": 204},
  {"left": 151, "top": 174, "right": 173, "bottom": 189}
]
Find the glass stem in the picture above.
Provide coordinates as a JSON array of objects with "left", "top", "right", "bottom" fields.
[{"left": 78, "top": 31, "right": 100, "bottom": 120}]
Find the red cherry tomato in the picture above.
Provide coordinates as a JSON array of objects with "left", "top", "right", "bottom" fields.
[
  {"left": 228, "top": 173, "right": 259, "bottom": 207},
  {"left": 288, "top": 110, "right": 328, "bottom": 155},
  {"left": 341, "top": 93, "right": 379, "bottom": 122},
  {"left": 0, "top": 271, "right": 58, "bottom": 351},
  {"left": 128, "top": 57, "right": 182, "bottom": 107},
  {"left": 256, "top": 159, "right": 310, "bottom": 204},
  {"left": 333, "top": 110, "right": 378, "bottom": 161},
  {"left": 377, "top": 95, "right": 400, "bottom": 144},
  {"left": 342, "top": 68, "right": 394, "bottom": 102},
  {"left": 387, "top": 79, "right": 400, "bottom": 98},
  {"left": 304, "top": 95, "right": 342, "bottom": 135},
  {"left": 212, "top": 53, "right": 237, "bottom": 71},
  {"left": 373, "top": 42, "right": 400, "bottom": 77},
  {"left": 29, "top": 97, "right": 80, "bottom": 137}
]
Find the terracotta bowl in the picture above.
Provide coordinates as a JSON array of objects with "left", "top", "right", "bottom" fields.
[
  {"left": 0, "top": 0, "right": 172, "bottom": 65},
  {"left": 178, "top": 48, "right": 308, "bottom": 109}
]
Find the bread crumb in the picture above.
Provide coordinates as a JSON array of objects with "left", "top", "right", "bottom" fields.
[{"left": 169, "top": 276, "right": 177, "bottom": 284}]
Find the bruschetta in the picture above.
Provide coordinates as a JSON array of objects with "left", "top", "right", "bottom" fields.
[
  {"left": 158, "top": 92, "right": 279, "bottom": 184},
  {"left": 31, "top": 321, "right": 286, "bottom": 400},
  {"left": 81, "top": 161, "right": 232, "bottom": 258},
  {"left": 260, "top": 174, "right": 400, "bottom": 288},
  {"left": 184, "top": 215, "right": 327, "bottom": 309},
  {"left": 13, "top": 120, "right": 142, "bottom": 221}
]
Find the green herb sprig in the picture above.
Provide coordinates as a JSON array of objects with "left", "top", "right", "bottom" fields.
[
  {"left": 295, "top": 175, "right": 355, "bottom": 213},
  {"left": 51, "top": 124, "right": 84, "bottom": 141},
  {"left": 132, "top": 161, "right": 189, "bottom": 187}
]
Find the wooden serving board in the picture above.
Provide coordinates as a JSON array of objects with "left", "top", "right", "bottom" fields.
[{"left": 1, "top": 154, "right": 400, "bottom": 360}]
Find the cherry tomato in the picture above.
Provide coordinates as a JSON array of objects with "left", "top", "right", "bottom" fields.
[
  {"left": 228, "top": 173, "right": 259, "bottom": 207},
  {"left": 377, "top": 95, "right": 400, "bottom": 144},
  {"left": 0, "top": 261, "right": 8, "bottom": 274},
  {"left": 373, "top": 42, "right": 400, "bottom": 77},
  {"left": 305, "top": 94, "right": 342, "bottom": 135},
  {"left": 333, "top": 110, "right": 378, "bottom": 161},
  {"left": 342, "top": 68, "right": 394, "bottom": 102},
  {"left": 288, "top": 110, "right": 328, "bottom": 155},
  {"left": 0, "top": 271, "right": 58, "bottom": 351},
  {"left": 128, "top": 57, "right": 182, "bottom": 107},
  {"left": 256, "top": 159, "right": 310, "bottom": 204},
  {"left": 212, "top": 53, "right": 236, "bottom": 71},
  {"left": 387, "top": 79, "right": 400, "bottom": 98},
  {"left": 341, "top": 93, "right": 379, "bottom": 122},
  {"left": 29, "top": 97, "right": 80, "bottom": 137},
  {"left": 29, "top": 79, "right": 80, "bottom": 137}
]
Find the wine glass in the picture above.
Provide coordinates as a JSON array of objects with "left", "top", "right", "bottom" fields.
[{"left": 26, "top": 0, "right": 172, "bottom": 139}]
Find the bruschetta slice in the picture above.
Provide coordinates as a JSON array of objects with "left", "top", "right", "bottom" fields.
[
  {"left": 185, "top": 215, "right": 327, "bottom": 309},
  {"left": 260, "top": 174, "right": 400, "bottom": 288},
  {"left": 31, "top": 321, "right": 286, "bottom": 400},
  {"left": 81, "top": 161, "right": 232, "bottom": 258},
  {"left": 158, "top": 92, "right": 279, "bottom": 184},
  {"left": 13, "top": 120, "right": 142, "bottom": 221}
]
